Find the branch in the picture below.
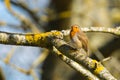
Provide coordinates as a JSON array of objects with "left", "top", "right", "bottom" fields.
[
  {"left": 0, "top": 21, "right": 21, "bottom": 29},
  {"left": 0, "top": 30, "right": 63, "bottom": 47},
  {"left": 53, "top": 46, "right": 100, "bottom": 80},
  {"left": 0, "top": 47, "right": 40, "bottom": 80},
  {"left": 52, "top": 38, "right": 117, "bottom": 80},
  {"left": 10, "top": 0, "right": 39, "bottom": 23},
  {"left": 62, "top": 27, "right": 120, "bottom": 36},
  {"left": 0, "top": 27, "right": 119, "bottom": 79},
  {"left": 0, "top": 67, "right": 5, "bottom": 80},
  {"left": 4, "top": 0, "right": 40, "bottom": 33}
]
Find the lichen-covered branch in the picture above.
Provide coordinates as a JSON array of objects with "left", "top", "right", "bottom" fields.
[
  {"left": 53, "top": 46, "right": 100, "bottom": 80},
  {"left": 0, "top": 31, "right": 63, "bottom": 48},
  {"left": 52, "top": 38, "right": 117, "bottom": 80},
  {"left": 62, "top": 27, "right": 120, "bottom": 36},
  {"left": 0, "top": 27, "right": 118, "bottom": 79}
]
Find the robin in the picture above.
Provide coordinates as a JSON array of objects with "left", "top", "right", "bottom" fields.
[{"left": 70, "top": 25, "right": 89, "bottom": 54}]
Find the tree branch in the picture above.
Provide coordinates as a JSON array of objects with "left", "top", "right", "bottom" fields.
[
  {"left": 0, "top": 30, "right": 63, "bottom": 47},
  {"left": 0, "top": 27, "right": 119, "bottom": 79},
  {"left": 10, "top": 0, "right": 39, "bottom": 23},
  {"left": 52, "top": 38, "right": 117, "bottom": 80},
  {"left": 0, "top": 67, "right": 5, "bottom": 80},
  {"left": 4, "top": 0, "right": 40, "bottom": 32},
  {"left": 62, "top": 27, "right": 120, "bottom": 36},
  {"left": 53, "top": 46, "right": 100, "bottom": 80}
]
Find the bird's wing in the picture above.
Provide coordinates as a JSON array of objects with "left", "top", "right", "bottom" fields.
[{"left": 77, "top": 32, "right": 88, "bottom": 52}]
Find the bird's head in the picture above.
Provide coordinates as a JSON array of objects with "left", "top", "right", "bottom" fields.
[
  {"left": 71, "top": 25, "right": 80, "bottom": 32},
  {"left": 70, "top": 25, "right": 80, "bottom": 37}
]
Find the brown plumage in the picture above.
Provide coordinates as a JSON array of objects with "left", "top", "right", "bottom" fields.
[{"left": 70, "top": 25, "right": 88, "bottom": 53}]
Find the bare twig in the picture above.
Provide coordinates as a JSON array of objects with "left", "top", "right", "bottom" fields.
[
  {"left": 4, "top": 47, "right": 16, "bottom": 64},
  {"left": 4, "top": 0, "right": 40, "bottom": 33},
  {"left": 10, "top": 0, "right": 39, "bottom": 23},
  {"left": 30, "top": 49, "right": 49, "bottom": 69},
  {"left": 0, "top": 21, "right": 21, "bottom": 29},
  {"left": 9, "top": 63, "right": 39, "bottom": 80},
  {"left": 100, "top": 57, "right": 112, "bottom": 64}
]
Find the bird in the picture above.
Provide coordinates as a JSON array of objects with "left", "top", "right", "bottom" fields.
[{"left": 70, "top": 25, "right": 89, "bottom": 54}]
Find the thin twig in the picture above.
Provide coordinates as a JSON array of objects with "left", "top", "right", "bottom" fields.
[
  {"left": 10, "top": 0, "right": 39, "bottom": 23},
  {"left": 30, "top": 49, "right": 49, "bottom": 69},
  {"left": 4, "top": 0, "right": 40, "bottom": 33},
  {"left": 3, "top": 47, "right": 17, "bottom": 64}
]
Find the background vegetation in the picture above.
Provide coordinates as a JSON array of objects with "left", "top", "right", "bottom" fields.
[{"left": 0, "top": 0, "right": 120, "bottom": 80}]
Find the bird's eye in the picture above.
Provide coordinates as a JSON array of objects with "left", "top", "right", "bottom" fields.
[
  {"left": 71, "top": 25, "right": 78, "bottom": 30},
  {"left": 75, "top": 26, "right": 78, "bottom": 29}
]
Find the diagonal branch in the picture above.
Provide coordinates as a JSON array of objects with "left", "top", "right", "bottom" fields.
[
  {"left": 10, "top": 0, "right": 40, "bottom": 24},
  {"left": 4, "top": 0, "right": 40, "bottom": 32},
  {"left": 53, "top": 46, "right": 100, "bottom": 80},
  {"left": 52, "top": 38, "right": 117, "bottom": 80}
]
